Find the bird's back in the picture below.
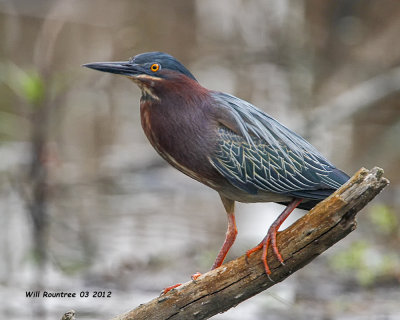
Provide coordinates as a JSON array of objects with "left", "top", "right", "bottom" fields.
[{"left": 208, "top": 91, "right": 350, "bottom": 205}]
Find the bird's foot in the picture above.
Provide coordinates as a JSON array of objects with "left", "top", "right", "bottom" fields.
[
  {"left": 191, "top": 272, "right": 202, "bottom": 280},
  {"left": 161, "top": 283, "right": 182, "bottom": 295},
  {"left": 246, "top": 225, "right": 283, "bottom": 275},
  {"left": 160, "top": 272, "right": 202, "bottom": 295}
]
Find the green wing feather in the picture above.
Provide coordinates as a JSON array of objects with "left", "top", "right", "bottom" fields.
[{"left": 209, "top": 92, "right": 349, "bottom": 199}]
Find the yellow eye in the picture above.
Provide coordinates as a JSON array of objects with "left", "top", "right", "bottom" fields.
[{"left": 150, "top": 63, "right": 160, "bottom": 72}]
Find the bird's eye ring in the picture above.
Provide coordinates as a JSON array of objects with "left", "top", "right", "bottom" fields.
[{"left": 150, "top": 63, "right": 160, "bottom": 72}]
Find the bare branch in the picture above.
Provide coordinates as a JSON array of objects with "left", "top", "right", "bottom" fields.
[{"left": 109, "top": 167, "right": 389, "bottom": 320}]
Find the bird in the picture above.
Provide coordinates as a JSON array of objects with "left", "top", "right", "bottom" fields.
[{"left": 84, "top": 51, "right": 349, "bottom": 280}]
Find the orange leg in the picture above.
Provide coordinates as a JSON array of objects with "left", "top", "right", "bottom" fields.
[
  {"left": 246, "top": 198, "right": 303, "bottom": 274},
  {"left": 212, "top": 211, "right": 237, "bottom": 269},
  {"left": 162, "top": 197, "right": 236, "bottom": 295},
  {"left": 211, "top": 196, "right": 237, "bottom": 270}
]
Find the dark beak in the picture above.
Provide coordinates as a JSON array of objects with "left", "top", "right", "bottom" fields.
[{"left": 83, "top": 61, "right": 142, "bottom": 77}]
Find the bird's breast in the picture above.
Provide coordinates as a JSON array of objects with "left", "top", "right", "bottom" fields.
[{"left": 139, "top": 101, "right": 222, "bottom": 189}]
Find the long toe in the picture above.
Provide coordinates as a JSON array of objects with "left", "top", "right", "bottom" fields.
[
  {"left": 258, "top": 198, "right": 303, "bottom": 273},
  {"left": 261, "top": 235, "right": 272, "bottom": 274},
  {"left": 161, "top": 283, "right": 182, "bottom": 295},
  {"left": 260, "top": 226, "right": 285, "bottom": 275},
  {"left": 191, "top": 272, "right": 202, "bottom": 280},
  {"left": 267, "top": 226, "right": 284, "bottom": 265},
  {"left": 246, "top": 242, "right": 263, "bottom": 258},
  {"left": 246, "top": 238, "right": 273, "bottom": 274},
  {"left": 247, "top": 226, "right": 284, "bottom": 275}
]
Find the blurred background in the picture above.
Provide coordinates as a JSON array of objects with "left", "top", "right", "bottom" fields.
[{"left": 0, "top": 0, "right": 399, "bottom": 319}]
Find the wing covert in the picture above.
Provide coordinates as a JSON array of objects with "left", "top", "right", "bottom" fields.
[
  {"left": 210, "top": 127, "right": 347, "bottom": 199},
  {"left": 209, "top": 91, "right": 349, "bottom": 199}
]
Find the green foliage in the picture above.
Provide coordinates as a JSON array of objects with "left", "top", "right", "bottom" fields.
[
  {"left": 368, "top": 204, "right": 398, "bottom": 236},
  {"left": 0, "top": 62, "right": 45, "bottom": 106},
  {"left": 0, "top": 62, "right": 48, "bottom": 140},
  {"left": 329, "top": 240, "right": 400, "bottom": 287},
  {"left": 330, "top": 241, "right": 373, "bottom": 286},
  {"left": 19, "top": 71, "right": 45, "bottom": 105},
  {"left": 329, "top": 204, "right": 400, "bottom": 287}
]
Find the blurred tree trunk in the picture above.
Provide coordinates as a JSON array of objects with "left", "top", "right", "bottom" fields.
[{"left": 28, "top": 102, "right": 49, "bottom": 270}]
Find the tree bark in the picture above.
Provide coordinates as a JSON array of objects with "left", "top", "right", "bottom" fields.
[{"left": 110, "top": 167, "right": 389, "bottom": 320}]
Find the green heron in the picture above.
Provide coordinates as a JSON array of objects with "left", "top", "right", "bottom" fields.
[{"left": 84, "top": 52, "right": 349, "bottom": 279}]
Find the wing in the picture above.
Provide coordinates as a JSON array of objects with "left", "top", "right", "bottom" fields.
[{"left": 209, "top": 92, "right": 349, "bottom": 199}]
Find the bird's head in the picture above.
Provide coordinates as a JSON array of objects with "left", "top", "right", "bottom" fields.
[{"left": 84, "top": 52, "right": 197, "bottom": 100}]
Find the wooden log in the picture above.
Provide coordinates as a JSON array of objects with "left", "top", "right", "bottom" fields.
[{"left": 110, "top": 167, "right": 389, "bottom": 320}]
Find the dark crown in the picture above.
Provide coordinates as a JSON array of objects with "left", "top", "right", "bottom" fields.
[{"left": 131, "top": 52, "right": 197, "bottom": 81}]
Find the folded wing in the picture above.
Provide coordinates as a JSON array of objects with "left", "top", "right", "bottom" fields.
[{"left": 209, "top": 92, "right": 349, "bottom": 199}]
